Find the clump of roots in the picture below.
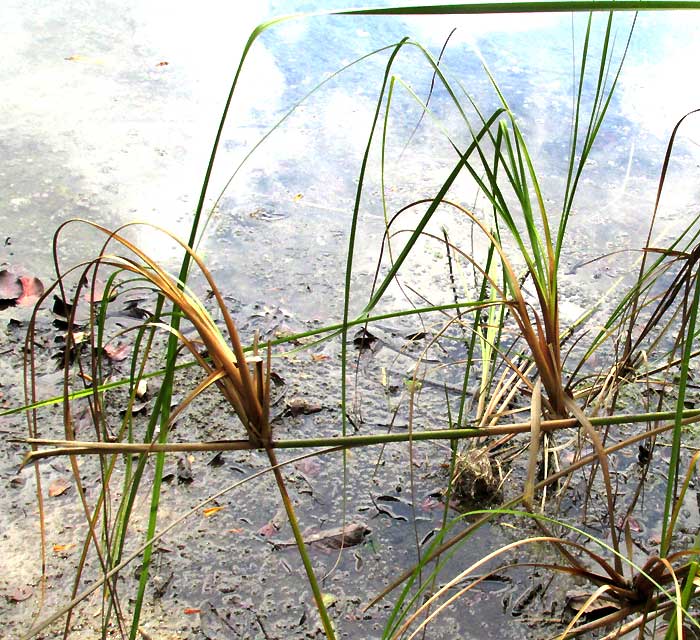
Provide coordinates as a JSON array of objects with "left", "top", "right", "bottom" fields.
[{"left": 450, "top": 446, "right": 502, "bottom": 508}]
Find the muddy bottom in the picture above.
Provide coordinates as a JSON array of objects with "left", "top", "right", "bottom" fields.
[{"left": 2, "top": 290, "right": 699, "bottom": 639}]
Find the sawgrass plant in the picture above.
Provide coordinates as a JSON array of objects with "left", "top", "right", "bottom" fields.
[{"left": 13, "top": 2, "right": 700, "bottom": 638}]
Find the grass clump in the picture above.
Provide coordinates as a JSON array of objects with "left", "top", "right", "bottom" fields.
[{"left": 12, "top": 3, "right": 700, "bottom": 639}]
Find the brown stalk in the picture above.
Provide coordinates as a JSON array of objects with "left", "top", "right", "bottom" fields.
[{"left": 33, "top": 220, "right": 339, "bottom": 635}]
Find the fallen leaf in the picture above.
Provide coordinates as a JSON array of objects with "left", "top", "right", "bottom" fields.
[
  {"left": 272, "top": 521, "right": 370, "bottom": 549},
  {"left": 0, "top": 270, "right": 44, "bottom": 309},
  {"left": 293, "top": 193, "right": 304, "bottom": 202},
  {"left": 286, "top": 397, "right": 322, "bottom": 417},
  {"left": 258, "top": 522, "right": 278, "bottom": 537},
  {"left": 202, "top": 506, "right": 224, "bottom": 517},
  {"left": 156, "top": 61, "right": 169, "bottom": 67},
  {"left": 321, "top": 592, "right": 337, "bottom": 608},
  {"left": 7, "top": 585, "right": 33, "bottom": 602},
  {"left": 294, "top": 459, "right": 321, "bottom": 477},
  {"left": 16, "top": 276, "right": 44, "bottom": 306},
  {"left": 72, "top": 404, "right": 94, "bottom": 436},
  {"left": 617, "top": 515, "right": 642, "bottom": 532},
  {"left": 48, "top": 478, "right": 71, "bottom": 497},
  {"left": 353, "top": 328, "right": 377, "bottom": 350},
  {"left": 103, "top": 343, "right": 131, "bottom": 361},
  {"left": 227, "top": 528, "right": 243, "bottom": 534},
  {"left": 183, "top": 607, "right": 201, "bottom": 615},
  {"left": 565, "top": 589, "right": 621, "bottom": 617},
  {"left": 0, "top": 270, "right": 22, "bottom": 300},
  {"left": 311, "top": 353, "right": 329, "bottom": 362},
  {"left": 52, "top": 543, "right": 76, "bottom": 554}
]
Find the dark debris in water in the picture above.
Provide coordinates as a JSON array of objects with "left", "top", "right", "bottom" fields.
[{"left": 353, "top": 327, "right": 377, "bottom": 350}]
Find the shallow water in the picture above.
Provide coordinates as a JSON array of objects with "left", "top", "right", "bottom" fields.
[{"left": 3, "top": 3, "right": 700, "bottom": 639}]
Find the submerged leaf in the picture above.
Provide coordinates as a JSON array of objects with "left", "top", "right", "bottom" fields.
[
  {"left": 565, "top": 589, "right": 621, "bottom": 617},
  {"left": 0, "top": 270, "right": 22, "bottom": 301},
  {"left": 258, "top": 522, "right": 278, "bottom": 537},
  {"left": 82, "top": 278, "right": 115, "bottom": 304},
  {"left": 294, "top": 458, "right": 321, "bottom": 477},
  {"left": 16, "top": 276, "right": 44, "bottom": 306},
  {"left": 286, "top": 397, "right": 322, "bottom": 416},
  {"left": 103, "top": 343, "right": 131, "bottom": 361},
  {"left": 7, "top": 585, "right": 33, "bottom": 602},
  {"left": 52, "top": 543, "right": 76, "bottom": 554},
  {"left": 0, "top": 270, "right": 43, "bottom": 308},
  {"left": 272, "top": 522, "right": 370, "bottom": 549},
  {"left": 353, "top": 328, "right": 377, "bottom": 350},
  {"left": 321, "top": 592, "right": 337, "bottom": 608},
  {"left": 48, "top": 478, "right": 70, "bottom": 497}
]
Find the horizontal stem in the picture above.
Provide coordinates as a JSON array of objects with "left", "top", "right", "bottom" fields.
[{"left": 22, "top": 407, "right": 700, "bottom": 461}]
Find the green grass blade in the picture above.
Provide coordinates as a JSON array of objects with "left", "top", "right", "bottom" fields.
[{"left": 661, "top": 268, "right": 700, "bottom": 556}]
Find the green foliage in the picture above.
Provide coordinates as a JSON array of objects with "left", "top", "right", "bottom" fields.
[{"left": 16, "top": 2, "right": 700, "bottom": 639}]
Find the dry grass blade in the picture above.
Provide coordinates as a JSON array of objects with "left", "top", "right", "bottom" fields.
[
  {"left": 23, "top": 219, "right": 338, "bottom": 638},
  {"left": 524, "top": 378, "right": 542, "bottom": 506},
  {"left": 558, "top": 584, "right": 614, "bottom": 640},
  {"left": 70, "top": 219, "right": 268, "bottom": 445},
  {"left": 563, "top": 395, "right": 622, "bottom": 574}
]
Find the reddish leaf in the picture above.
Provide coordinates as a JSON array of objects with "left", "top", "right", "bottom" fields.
[
  {"left": 0, "top": 270, "right": 22, "bottom": 300},
  {"left": 294, "top": 459, "right": 321, "bottom": 477},
  {"left": 16, "top": 276, "right": 44, "bottom": 306},
  {"left": 617, "top": 515, "right": 642, "bottom": 532},
  {"left": 420, "top": 496, "right": 441, "bottom": 512},
  {"left": 103, "top": 343, "right": 131, "bottom": 361},
  {"left": 183, "top": 607, "right": 200, "bottom": 615},
  {"left": 8, "top": 585, "right": 33, "bottom": 602},
  {"left": 258, "top": 522, "right": 278, "bottom": 537},
  {"left": 48, "top": 478, "right": 71, "bottom": 497}
]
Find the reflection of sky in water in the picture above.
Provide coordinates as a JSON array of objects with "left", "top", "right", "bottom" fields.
[{"left": 3, "top": 3, "right": 700, "bottom": 322}]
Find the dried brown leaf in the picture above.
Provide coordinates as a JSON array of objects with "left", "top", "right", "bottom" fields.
[{"left": 48, "top": 478, "right": 71, "bottom": 497}]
